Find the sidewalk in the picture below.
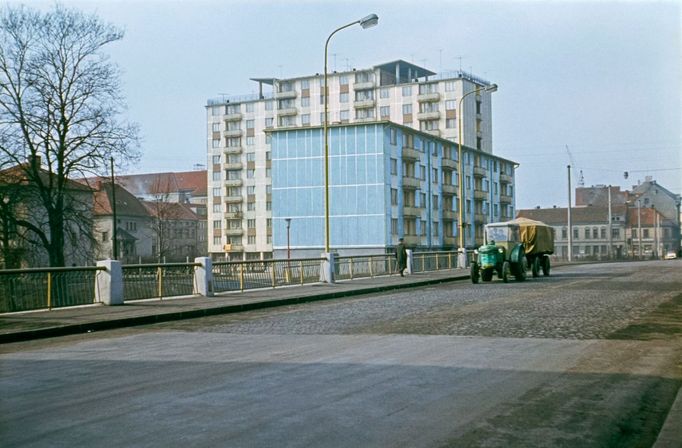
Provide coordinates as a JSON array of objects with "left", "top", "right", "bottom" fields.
[{"left": 0, "top": 269, "right": 469, "bottom": 344}]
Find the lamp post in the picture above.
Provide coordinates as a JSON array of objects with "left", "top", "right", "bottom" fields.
[
  {"left": 457, "top": 83, "right": 497, "bottom": 261},
  {"left": 285, "top": 218, "right": 292, "bottom": 259},
  {"left": 323, "top": 14, "right": 378, "bottom": 254}
]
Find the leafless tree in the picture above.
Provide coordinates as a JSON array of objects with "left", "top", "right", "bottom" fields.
[{"left": 0, "top": 5, "right": 139, "bottom": 266}]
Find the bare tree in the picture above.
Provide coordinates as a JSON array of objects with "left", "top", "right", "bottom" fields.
[{"left": 0, "top": 5, "right": 139, "bottom": 266}]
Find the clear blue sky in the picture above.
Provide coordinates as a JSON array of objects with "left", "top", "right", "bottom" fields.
[{"left": 26, "top": 0, "right": 682, "bottom": 209}]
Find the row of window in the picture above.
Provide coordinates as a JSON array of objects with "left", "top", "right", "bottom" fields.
[
  {"left": 213, "top": 185, "right": 272, "bottom": 197},
  {"left": 212, "top": 235, "right": 272, "bottom": 246}
]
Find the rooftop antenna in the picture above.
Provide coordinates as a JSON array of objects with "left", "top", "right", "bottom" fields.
[
  {"left": 344, "top": 57, "right": 350, "bottom": 71},
  {"left": 455, "top": 56, "right": 464, "bottom": 73},
  {"left": 438, "top": 48, "right": 443, "bottom": 73},
  {"left": 578, "top": 169, "right": 585, "bottom": 187},
  {"left": 332, "top": 53, "right": 337, "bottom": 72}
]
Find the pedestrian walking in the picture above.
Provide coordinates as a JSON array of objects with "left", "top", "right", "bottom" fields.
[{"left": 395, "top": 238, "right": 408, "bottom": 277}]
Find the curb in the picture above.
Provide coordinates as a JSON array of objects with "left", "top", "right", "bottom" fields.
[{"left": 0, "top": 273, "right": 469, "bottom": 344}]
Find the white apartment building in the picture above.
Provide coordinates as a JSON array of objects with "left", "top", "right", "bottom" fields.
[{"left": 206, "top": 60, "right": 500, "bottom": 260}]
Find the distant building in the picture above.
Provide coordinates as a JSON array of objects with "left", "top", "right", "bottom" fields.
[
  {"left": 517, "top": 180, "right": 681, "bottom": 259},
  {"left": 207, "top": 60, "right": 501, "bottom": 260},
  {"left": 270, "top": 121, "right": 517, "bottom": 257}
]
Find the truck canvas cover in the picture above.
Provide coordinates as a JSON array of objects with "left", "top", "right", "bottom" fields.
[{"left": 506, "top": 217, "right": 555, "bottom": 255}]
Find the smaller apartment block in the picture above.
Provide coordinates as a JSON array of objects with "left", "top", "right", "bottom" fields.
[{"left": 270, "top": 122, "right": 517, "bottom": 257}]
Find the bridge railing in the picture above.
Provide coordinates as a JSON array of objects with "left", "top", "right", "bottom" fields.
[
  {"left": 0, "top": 251, "right": 466, "bottom": 313},
  {"left": 213, "top": 257, "right": 324, "bottom": 293},
  {"left": 122, "top": 262, "right": 200, "bottom": 301},
  {"left": 0, "top": 266, "right": 105, "bottom": 313}
]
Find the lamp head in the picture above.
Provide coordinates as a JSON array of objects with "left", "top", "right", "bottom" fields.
[
  {"left": 485, "top": 83, "right": 498, "bottom": 93},
  {"left": 360, "top": 14, "right": 379, "bottom": 29}
]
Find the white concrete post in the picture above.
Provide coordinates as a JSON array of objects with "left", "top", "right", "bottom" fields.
[
  {"left": 194, "top": 257, "right": 214, "bottom": 297},
  {"left": 458, "top": 247, "right": 468, "bottom": 269},
  {"left": 95, "top": 259, "right": 123, "bottom": 305},
  {"left": 319, "top": 252, "right": 335, "bottom": 284},
  {"left": 405, "top": 249, "right": 413, "bottom": 274}
]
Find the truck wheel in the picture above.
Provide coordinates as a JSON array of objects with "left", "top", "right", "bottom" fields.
[
  {"left": 515, "top": 257, "right": 528, "bottom": 281},
  {"left": 482, "top": 269, "right": 493, "bottom": 282},
  {"left": 542, "top": 256, "right": 551, "bottom": 276},
  {"left": 502, "top": 261, "right": 510, "bottom": 283},
  {"left": 531, "top": 257, "right": 540, "bottom": 278},
  {"left": 470, "top": 262, "right": 480, "bottom": 284}
]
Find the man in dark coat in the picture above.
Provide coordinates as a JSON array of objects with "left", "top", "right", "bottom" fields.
[{"left": 395, "top": 238, "right": 408, "bottom": 277}]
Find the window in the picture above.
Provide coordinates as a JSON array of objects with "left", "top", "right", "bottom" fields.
[
  {"left": 355, "top": 108, "right": 375, "bottom": 119},
  {"left": 432, "top": 194, "right": 439, "bottom": 210},
  {"left": 246, "top": 119, "right": 255, "bottom": 129},
  {"left": 265, "top": 117, "right": 274, "bottom": 128},
  {"left": 226, "top": 104, "right": 240, "bottom": 114},
  {"left": 380, "top": 88, "right": 390, "bottom": 99},
  {"left": 213, "top": 220, "right": 221, "bottom": 229},
  {"left": 247, "top": 169, "right": 255, "bottom": 179},
  {"left": 248, "top": 235, "right": 256, "bottom": 244},
  {"left": 419, "top": 83, "right": 437, "bottom": 94},
  {"left": 264, "top": 101, "right": 273, "bottom": 111},
  {"left": 212, "top": 155, "right": 221, "bottom": 164},
  {"left": 446, "top": 117, "right": 456, "bottom": 128},
  {"left": 402, "top": 104, "right": 412, "bottom": 115},
  {"left": 212, "top": 172, "right": 221, "bottom": 181},
  {"left": 266, "top": 151, "right": 271, "bottom": 161},
  {"left": 600, "top": 228, "right": 606, "bottom": 239},
  {"left": 246, "top": 152, "right": 256, "bottom": 162},
  {"left": 247, "top": 186, "right": 256, "bottom": 195},
  {"left": 247, "top": 202, "right": 255, "bottom": 211},
  {"left": 445, "top": 100, "right": 456, "bottom": 110},
  {"left": 391, "top": 218, "right": 398, "bottom": 235},
  {"left": 445, "top": 81, "right": 456, "bottom": 91},
  {"left": 612, "top": 228, "right": 620, "bottom": 238},
  {"left": 102, "top": 231, "right": 108, "bottom": 242},
  {"left": 390, "top": 128, "right": 397, "bottom": 145},
  {"left": 213, "top": 187, "right": 221, "bottom": 197},
  {"left": 391, "top": 188, "right": 398, "bottom": 205},
  {"left": 301, "top": 79, "right": 310, "bottom": 89},
  {"left": 212, "top": 123, "right": 220, "bottom": 132},
  {"left": 266, "top": 168, "right": 271, "bottom": 177},
  {"left": 339, "top": 75, "right": 348, "bottom": 85},
  {"left": 643, "top": 229, "right": 650, "bottom": 238},
  {"left": 301, "top": 97, "right": 310, "bottom": 107},
  {"left": 211, "top": 107, "right": 221, "bottom": 116},
  {"left": 380, "top": 106, "right": 390, "bottom": 118},
  {"left": 390, "top": 158, "right": 397, "bottom": 175},
  {"left": 246, "top": 136, "right": 255, "bottom": 146},
  {"left": 227, "top": 137, "right": 241, "bottom": 147},
  {"left": 213, "top": 204, "right": 221, "bottom": 213},
  {"left": 340, "top": 92, "right": 349, "bottom": 103},
  {"left": 593, "top": 227, "right": 598, "bottom": 239},
  {"left": 419, "top": 192, "right": 426, "bottom": 207},
  {"left": 301, "top": 114, "right": 311, "bottom": 126},
  {"left": 266, "top": 201, "right": 272, "bottom": 210},
  {"left": 573, "top": 228, "right": 579, "bottom": 239},
  {"left": 402, "top": 86, "right": 412, "bottom": 96},
  {"left": 245, "top": 103, "right": 254, "bottom": 112},
  {"left": 212, "top": 139, "right": 220, "bottom": 148},
  {"left": 213, "top": 236, "right": 221, "bottom": 246},
  {"left": 267, "top": 218, "right": 272, "bottom": 228},
  {"left": 584, "top": 228, "right": 590, "bottom": 239}
]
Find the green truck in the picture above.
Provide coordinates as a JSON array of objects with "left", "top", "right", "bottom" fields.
[{"left": 471, "top": 218, "right": 555, "bottom": 283}]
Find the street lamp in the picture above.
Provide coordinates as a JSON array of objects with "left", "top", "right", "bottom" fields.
[
  {"left": 285, "top": 218, "right": 292, "bottom": 259},
  {"left": 323, "top": 14, "right": 379, "bottom": 254},
  {"left": 457, "top": 83, "right": 497, "bottom": 261}
]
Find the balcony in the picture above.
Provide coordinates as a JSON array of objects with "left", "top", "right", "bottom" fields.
[
  {"left": 473, "top": 166, "right": 486, "bottom": 177},
  {"left": 417, "top": 111, "right": 441, "bottom": 121},
  {"left": 224, "top": 195, "right": 243, "bottom": 204},
  {"left": 424, "top": 129, "right": 440, "bottom": 137},
  {"left": 224, "top": 113, "right": 242, "bottom": 122},
  {"left": 353, "top": 99, "right": 376, "bottom": 109},
  {"left": 443, "top": 236, "right": 457, "bottom": 246},
  {"left": 401, "top": 147, "right": 421, "bottom": 161},
  {"left": 417, "top": 92, "right": 441, "bottom": 102},
  {"left": 500, "top": 194, "right": 513, "bottom": 204},
  {"left": 474, "top": 213, "right": 486, "bottom": 223},
  {"left": 403, "top": 206, "right": 421, "bottom": 217},
  {"left": 441, "top": 158, "right": 457, "bottom": 170},
  {"left": 224, "top": 146, "right": 243, "bottom": 155},
  {"left": 473, "top": 190, "right": 487, "bottom": 200},
  {"left": 353, "top": 81, "right": 375, "bottom": 90},
  {"left": 401, "top": 176, "right": 421, "bottom": 189},
  {"left": 276, "top": 107, "right": 298, "bottom": 117},
  {"left": 224, "top": 129, "right": 242, "bottom": 138},
  {"left": 225, "top": 228, "right": 244, "bottom": 236},
  {"left": 223, "top": 244, "right": 244, "bottom": 252},
  {"left": 443, "top": 210, "right": 457, "bottom": 220},
  {"left": 223, "top": 162, "right": 243, "bottom": 170},
  {"left": 224, "top": 211, "right": 242, "bottom": 219},
  {"left": 442, "top": 184, "right": 458, "bottom": 195},
  {"left": 274, "top": 89, "right": 297, "bottom": 100},
  {"left": 224, "top": 179, "right": 243, "bottom": 187},
  {"left": 500, "top": 173, "right": 513, "bottom": 184}
]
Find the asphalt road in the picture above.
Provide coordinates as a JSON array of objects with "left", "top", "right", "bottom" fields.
[{"left": 1, "top": 260, "right": 681, "bottom": 447}]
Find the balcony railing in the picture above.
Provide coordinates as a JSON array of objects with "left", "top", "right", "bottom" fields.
[
  {"left": 401, "top": 147, "right": 421, "bottom": 161},
  {"left": 417, "top": 92, "right": 441, "bottom": 102}
]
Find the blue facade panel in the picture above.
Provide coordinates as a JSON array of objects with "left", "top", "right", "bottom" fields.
[{"left": 272, "top": 124, "right": 388, "bottom": 250}]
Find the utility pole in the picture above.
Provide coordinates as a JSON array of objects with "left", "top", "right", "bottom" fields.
[
  {"left": 637, "top": 199, "right": 642, "bottom": 259},
  {"left": 567, "top": 165, "right": 572, "bottom": 262}
]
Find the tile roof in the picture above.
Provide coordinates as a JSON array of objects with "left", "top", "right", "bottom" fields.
[
  {"left": 115, "top": 171, "right": 207, "bottom": 197},
  {"left": 141, "top": 201, "right": 199, "bottom": 220},
  {"left": 517, "top": 205, "right": 628, "bottom": 225},
  {"left": 93, "top": 182, "right": 149, "bottom": 217}
]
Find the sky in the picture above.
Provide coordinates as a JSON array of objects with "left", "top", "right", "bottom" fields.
[{"left": 19, "top": 0, "right": 682, "bottom": 209}]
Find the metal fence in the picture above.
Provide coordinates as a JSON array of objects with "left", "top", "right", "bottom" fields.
[
  {"left": 213, "top": 258, "right": 323, "bottom": 293},
  {"left": 0, "top": 266, "right": 104, "bottom": 313},
  {"left": 0, "top": 251, "right": 465, "bottom": 313},
  {"left": 122, "top": 262, "right": 199, "bottom": 301},
  {"left": 336, "top": 254, "right": 397, "bottom": 280}
]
